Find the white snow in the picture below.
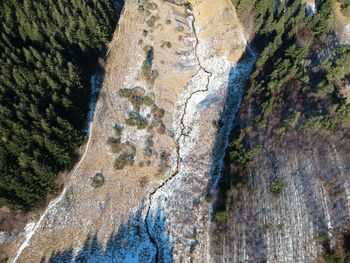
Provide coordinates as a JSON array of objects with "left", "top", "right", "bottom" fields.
[
  {"left": 0, "top": 232, "right": 13, "bottom": 246},
  {"left": 146, "top": 11, "right": 257, "bottom": 263},
  {"left": 306, "top": 1, "right": 317, "bottom": 15}
]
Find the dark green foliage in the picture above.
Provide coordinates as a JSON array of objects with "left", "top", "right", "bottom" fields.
[
  {"left": 307, "top": 0, "right": 335, "bottom": 35},
  {"left": 220, "top": 0, "right": 350, "bottom": 217},
  {"left": 0, "top": 0, "right": 118, "bottom": 210},
  {"left": 231, "top": 0, "right": 350, "bottom": 135}
]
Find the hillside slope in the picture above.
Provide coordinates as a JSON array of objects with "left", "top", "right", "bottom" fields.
[{"left": 6, "top": 0, "right": 251, "bottom": 262}]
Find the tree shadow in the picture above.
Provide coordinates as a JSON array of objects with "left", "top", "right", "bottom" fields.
[
  {"left": 41, "top": 204, "right": 172, "bottom": 263},
  {"left": 208, "top": 45, "right": 258, "bottom": 259}
]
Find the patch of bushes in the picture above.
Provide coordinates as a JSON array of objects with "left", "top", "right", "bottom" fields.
[
  {"left": 119, "top": 87, "right": 154, "bottom": 111},
  {"left": 91, "top": 173, "right": 105, "bottom": 188},
  {"left": 146, "top": 16, "right": 157, "bottom": 27},
  {"left": 125, "top": 111, "right": 148, "bottom": 129},
  {"left": 115, "top": 152, "right": 135, "bottom": 170},
  {"left": 183, "top": 2, "right": 193, "bottom": 11},
  {"left": 113, "top": 125, "right": 123, "bottom": 137},
  {"left": 107, "top": 137, "right": 123, "bottom": 154}
]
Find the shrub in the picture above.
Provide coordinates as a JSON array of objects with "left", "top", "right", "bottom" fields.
[
  {"left": 184, "top": 2, "right": 193, "bottom": 11},
  {"left": 115, "top": 152, "right": 135, "bottom": 170},
  {"left": 125, "top": 111, "right": 148, "bottom": 129},
  {"left": 91, "top": 173, "right": 105, "bottom": 188},
  {"left": 205, "top": 193, "right": 212, "bottom": 203},
  {"left": 107, "top": 137, "right": 123, "bottom": 154},
  {"left": 213, "top": 210, "right": 228, "bottom": 223},
  {"left": 113, "top": 124, "right": 123, "bottom": 137},
  {"left": 145, "top": 137, "right": 154, "bottom": 147},
  {"left": 143, "top": 147, "right": 153, "bottom": 157},
  {"left": 283, "top": 110, "right": 301, "bottom": 128},
  {"left": 275, "top": 127, "right": 286, "bottom": 137},
  {"left": 270, "top": 181, "right": 285, "bottom": 195},
  {"left": 146, "top": 16, "right": 157, "bottom": 27},
  {"left": 157, "top": 122, "right": 166, "bottom": 134},
  {"left": 146, "top": 2, "right": 158, "bottom": 11}
]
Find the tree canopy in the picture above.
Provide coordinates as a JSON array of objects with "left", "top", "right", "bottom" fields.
[{"left": 0, "top": 0, "right": 118, "bottom": 210}]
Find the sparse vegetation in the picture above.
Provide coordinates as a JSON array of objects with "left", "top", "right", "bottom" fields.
[
  {"left": 161, "top": 41, "right": 172, "bottom": 48},
  {"left": 146, "top": 16, "right": 157, "bottom": 27},
  {"left": 115, "top": 152, "right": 135, "bottom": 170},
  {"left": 125, "top": 111, "right": 149, "bottom": 129},
  {"left": 184, "top": 2, "right": 193, "bottom": 11},
  {"left": 119, "top": 87, "right": 154, "bottom": 111},
  {"left": 107, "top": 137, "right": 123, "bottom": 154},
  {"left": 270, "top": 181, "right": 285, "bottom": 196},
  {"left": 213, "top": 210, "right": 228, "bottom": 223},
  {"left": 91, "top": 173, "right": 105, "bottom": 188}
]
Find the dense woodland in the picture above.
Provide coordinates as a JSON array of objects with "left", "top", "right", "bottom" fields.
[
  {"left": 224, "top": 0, "right": 350, "bottom": 191},
  {"left": 215, "top": 0, "right": 350, "bottom": 260},
  {"left": 227, "top": 0, "right": 350, "bottom": 168},
  {"left": 0, "top": 0, "right": 119, "bottom": 210}
]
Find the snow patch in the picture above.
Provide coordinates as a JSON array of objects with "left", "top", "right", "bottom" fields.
[{"left": 306, "top": 1, "right": 317, "bottom": 15}]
